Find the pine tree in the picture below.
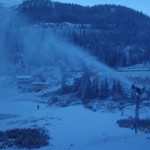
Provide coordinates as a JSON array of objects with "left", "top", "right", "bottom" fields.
[
  {"left": 99, "top": 78, "right": 110, "bottom": 100},
  {"left": 79, "top": 72, "right": 92, "bottom": 100},
  {"left": 111, "top": 80, "right": 117, "bottom": 98},
  {"left": 60, "top": 74, "right": 71, "bottom": 94},
  {"left": 73, "top": 78, "right": 81, "bottom": 92},
  {"left": 116, "top": 80, "right": 126, "bottom": 100},
  {"left": 91, "top": 75, "right": 99, "bottom": 99},
  {"left": 111, "top": 80, "right": 126, "bottom": 101}
]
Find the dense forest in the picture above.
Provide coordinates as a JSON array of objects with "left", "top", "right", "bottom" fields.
[{"left": 16, "top": 0, "right": 150, "bottom": 67}]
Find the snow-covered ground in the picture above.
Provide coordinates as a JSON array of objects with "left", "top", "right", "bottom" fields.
[
  {"left": 116, "top": 64, "right": 150, "bottom": 88},
  {"left": 0, "top": 83, "right": 150, "bottom": 150}
]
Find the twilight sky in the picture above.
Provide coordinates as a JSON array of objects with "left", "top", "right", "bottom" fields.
[
  {"left": 1, "top": 0, "right": 150, "bottom": 16},
  {"left": 57, "top": 0, "right": 150, "bottom": 16}
]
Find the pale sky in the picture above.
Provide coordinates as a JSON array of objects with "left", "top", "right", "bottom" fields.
[
  {"left": 57, "top": 0, "right": 150, "bottom": 16},
  {"left": 1, "top": 0, "right": 150, "bottom": 16}
]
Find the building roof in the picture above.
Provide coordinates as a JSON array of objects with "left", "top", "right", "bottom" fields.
[
  {"left": 32, "top": 82, "right": 49, "bottom": 85},
  {"left": 16, "top": 75, "right": 32, "bottom": 79}
]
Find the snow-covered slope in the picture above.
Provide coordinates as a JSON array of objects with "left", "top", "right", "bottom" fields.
[{"left": 0, "top": 81, "right": 150, "bottom": 150}]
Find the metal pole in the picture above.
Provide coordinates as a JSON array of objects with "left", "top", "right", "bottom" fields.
[
  {"left": 132, "top": 84, "right": 145, "bottom": 134},
  {"left": 134, "top": 94, "right": 140, "bottom": 134}
]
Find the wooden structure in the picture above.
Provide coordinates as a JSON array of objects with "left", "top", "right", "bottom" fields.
[
  {"left": 31, "top": 82, "right": 49, "bottom": 92},
  {"left": 16, "top": 75, "right": 33, "bottom": 91},
  {"left": 16, "top": 76, "right": 49, "bottom": 92}
]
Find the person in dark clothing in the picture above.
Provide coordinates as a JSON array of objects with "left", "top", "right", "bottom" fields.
[{"left": 37, "top": 105, "right": 40, "bottom": 110}]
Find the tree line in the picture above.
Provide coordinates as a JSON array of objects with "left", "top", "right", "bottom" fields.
[{"left": 60, "top": 72, "right": 129, "bottom": 104}]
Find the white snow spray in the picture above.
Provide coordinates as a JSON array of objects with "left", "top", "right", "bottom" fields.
[{"left": 0, "top": 8, "right": 132, "bottom": 87}]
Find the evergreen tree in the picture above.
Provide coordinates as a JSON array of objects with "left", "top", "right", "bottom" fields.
[
  {"left": 111, "top": 80, "right": 117, "bottom": 98},
  {"left": 73, "top": 78, "right": 81, "bottom": 92},
  {"left": 78, "top": 72, "right": 92, "bottom": 101},
  {"left": 116, "top": 80, "right": 125, "bottom": 100},
  {"left": 111, "top": 80, "right": 126, "bottom": 101},
  {"left": 91, "top": 75, "right": 99, "bottom": 99},
  {"left": 99, "top": 78, "right": 109, "bottom": 100},
  {"left": 60, "top": 74, "right": 72, "bottom": 94}
]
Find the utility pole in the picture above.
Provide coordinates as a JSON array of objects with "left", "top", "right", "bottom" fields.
[
  {"left": 134, "top": 93, "right": 140, "bottom": 133},
  {"left": 132, "top": 84, "right": 145, "bottom": 134},
  {"left": 135, "top": 94, "right": 140, "bottom": 122}
]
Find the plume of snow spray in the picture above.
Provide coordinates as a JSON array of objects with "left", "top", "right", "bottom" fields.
[{"left": 0, "top": 7, "right": 132, "bottom": 87}]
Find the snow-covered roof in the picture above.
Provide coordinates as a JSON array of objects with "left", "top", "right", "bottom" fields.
[
  {"left": 32, "top": 82, "right": 49, "bottom": 85},
  {"left": 16, "top": 75, "right": 32, "bottom": 79}
]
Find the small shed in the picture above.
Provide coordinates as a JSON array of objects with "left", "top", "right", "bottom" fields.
[
  {"left": 31, "top": 82, "right": 49, "bottom": 92},
  {"left": 16, "top": 75, "right": 33, "bottom": 91}
]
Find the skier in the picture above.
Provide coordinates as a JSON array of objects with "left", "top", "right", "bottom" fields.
[{"left": 37, "top": 105, "right": 40, "bottom": 110}]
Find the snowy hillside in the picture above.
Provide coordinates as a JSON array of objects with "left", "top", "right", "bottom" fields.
[
  {"left": 0, "top": 1, "right": 150, "bottom": 149},
  {"left": 0, "top": 80, "right": 150, "bottom": 150}
]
